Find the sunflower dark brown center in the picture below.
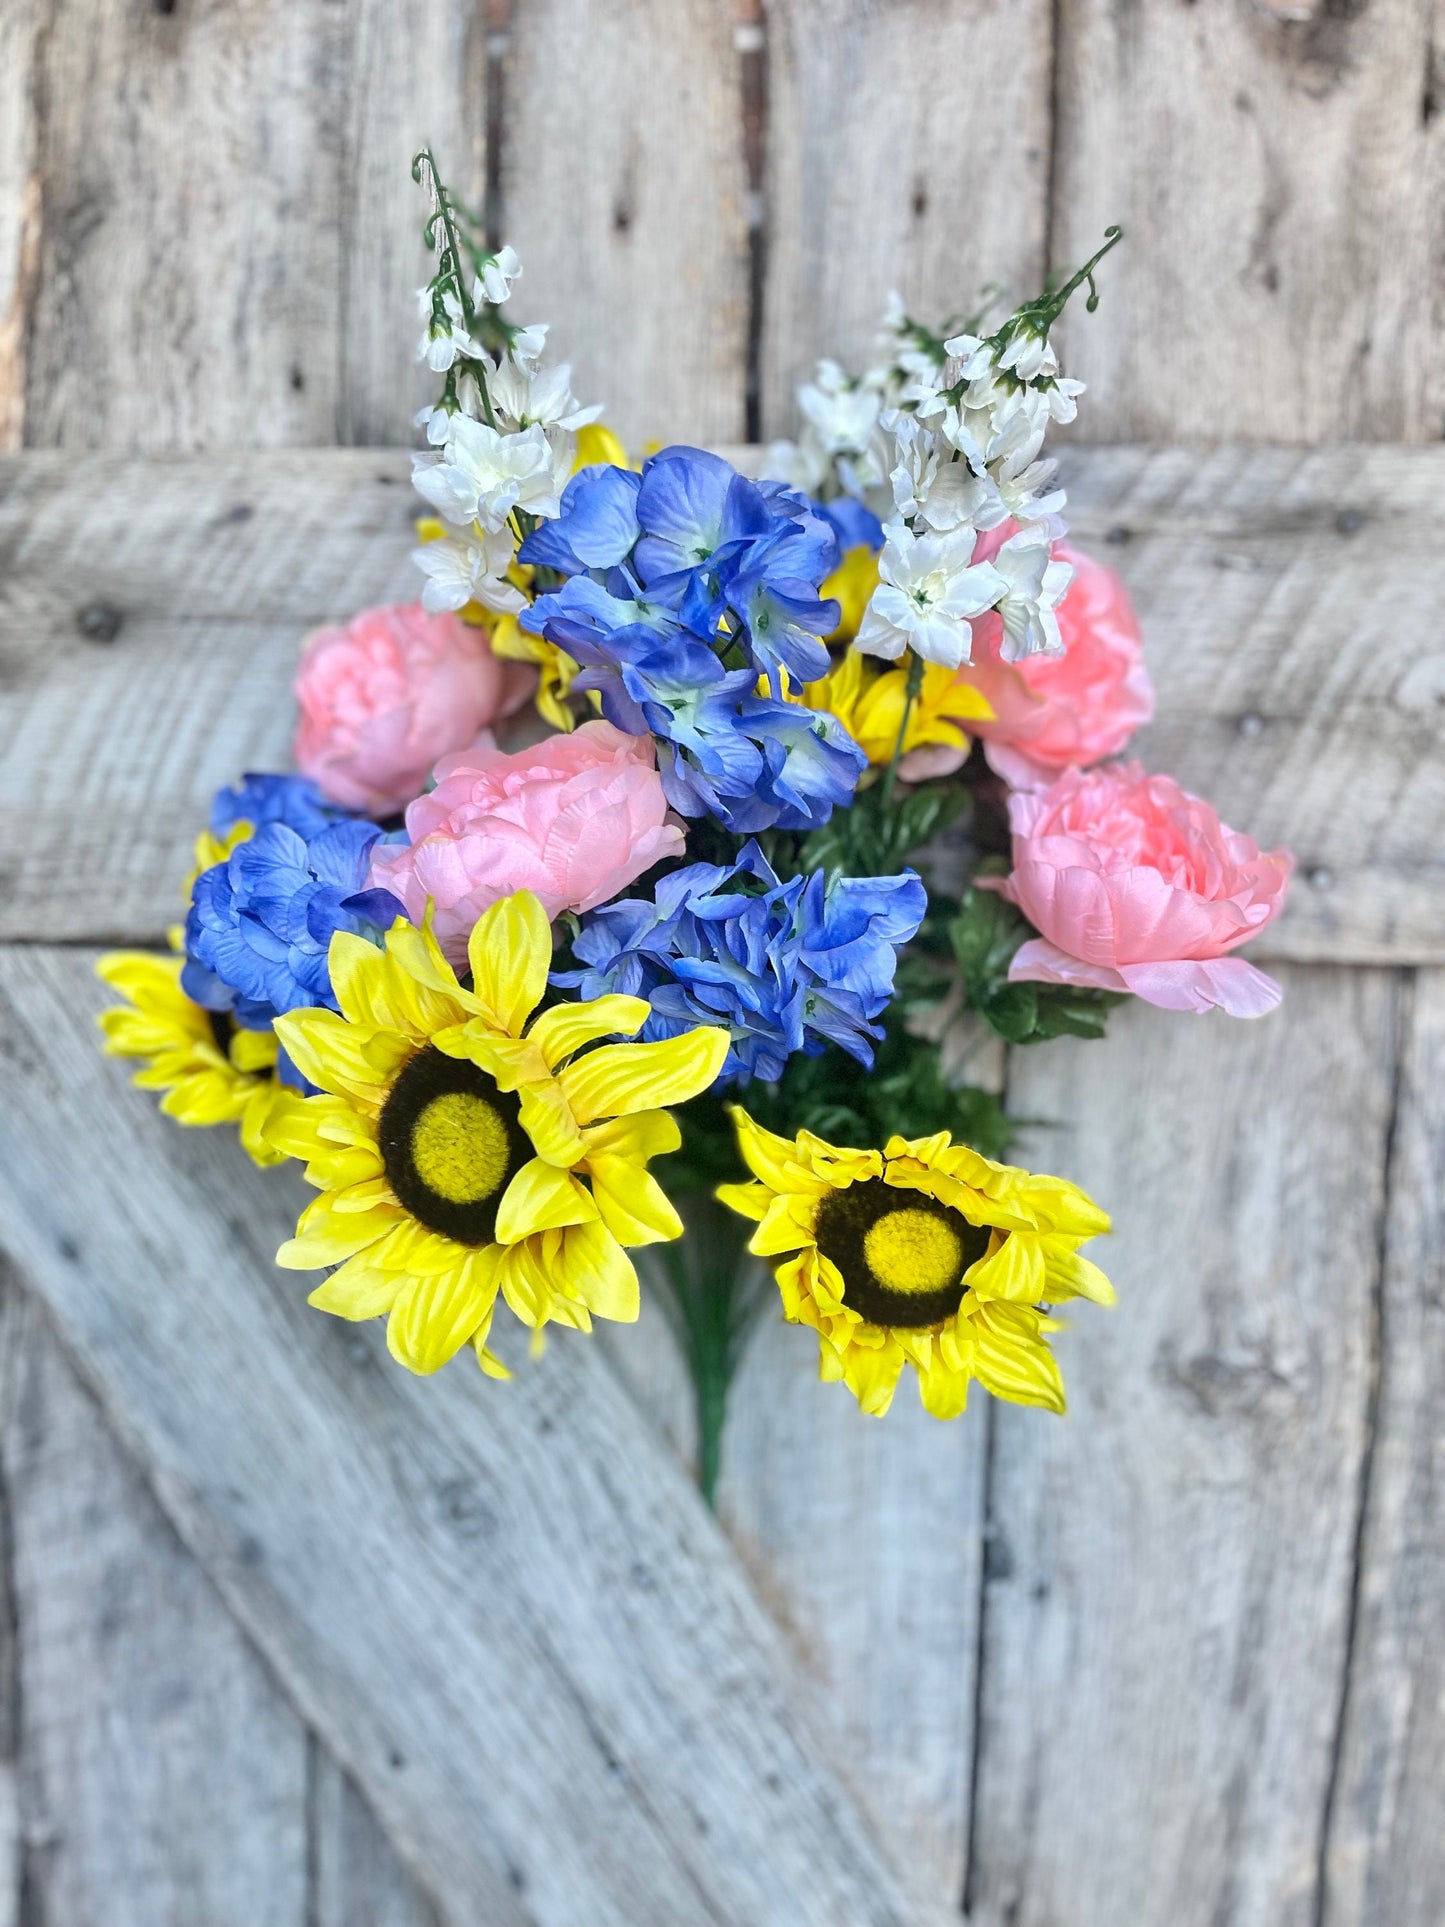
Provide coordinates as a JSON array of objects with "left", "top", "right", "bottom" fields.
[
  {"left": 813, "top": 1177, "right": 991, "bottom": 1329},
  {"left": 380, "top": 1046, "right": 531, "bottom": 1246}
]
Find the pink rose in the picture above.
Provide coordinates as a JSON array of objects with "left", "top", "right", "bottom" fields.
[
  {"left": 997, "top": 763, "right": 1293, "bottom": 1018},
  {"left": 294, "top": 602, "right": 536, "bottom": 816},
  {"left": 368, "top": 720, "right": 685, "bottom": 966},
  {"left": 963, "top": 541, "right": 1154, "bottom": 789}
]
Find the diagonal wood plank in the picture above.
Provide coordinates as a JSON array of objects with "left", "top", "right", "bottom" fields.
[
  {"left": 500, "top": 0, "right": 750, "bottom": 450},
  {"left": 0, "top": 1275, "right": 311, "bottom": 1927},
  {"left": 1049, "top": 0, "right": 1445, "bottom": 442},
  {"left": 0, "top": 947, "right": 948, "bottom": 1927},
  {"left": 3, "top": 446, "right": 1443, "bottom": 960},
  {"left": 968, "top": 968, "right": 1398, "bottom": 1927},
  {"left": 1321, "top": 968, "right": 1445, "bottom": 1927},
  {"left": 760, "top": 0, "right": 1054, "bottom": 439}
]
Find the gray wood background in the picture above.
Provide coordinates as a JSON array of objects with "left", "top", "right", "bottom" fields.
[{"left": 0, "top": 3, "right": 1442, "bottom": 1925}]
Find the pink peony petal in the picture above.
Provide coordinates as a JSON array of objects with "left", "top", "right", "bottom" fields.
[{"left": 1009, "top": 940, "right": 1284, "bottom": 1018}]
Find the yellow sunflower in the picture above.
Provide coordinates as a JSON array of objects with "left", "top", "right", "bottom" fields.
[
  {"left": 264, "top": 892, "right": 729, "bottom": 1378},
  {"left": 717, "top": 1109, "right": 1113, "bottom": 1419},
  {"left": 801, "top": 645, "right": 994, "bottom": 772},
  {"left": 96, "top": 952, "right": 292, "bottom": 1167}
]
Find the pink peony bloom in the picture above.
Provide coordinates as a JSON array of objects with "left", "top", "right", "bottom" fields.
[
  {"left": 997, "top": 763, "right": 1293, "bottom": 1018},
  {"left": 368, "top": 720, "right": 685, "bottom": 966},
  {"left": 963, "top": 541, "right": 1154, "bottom": 789},
  {"left": 293, "top": 602, "right": 536, "bottom": 816}
]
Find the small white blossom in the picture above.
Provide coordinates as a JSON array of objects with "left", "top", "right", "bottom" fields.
[
  {"left": 991, "top": 530, "right": 1074, "bottom": 661},
  {"left": 412, "top": 418, "right": 562, "bottom": 530},
  {"left": 489, "top": 357, "right": 602, "bottom": 432},
  {"left": 418, "top": 317, "right": 480, "bottom": 373},
  {"left": 855, "top": 522, "right": 1006, "bottom": 669},
  {"left": 507, "top": 321, "right": 550, "bottom": 370},
  {"left": 473, "top": 243, "right": 522, "bottom": 307},
  {"left": 798, "top": 365, "right": 882, "bottom": 456},
  {"left": 760, "top": 436, "right": 831, "bottom": 494},
  {"left": 411, "top": 526, "right": 525, "bottom": 617}
]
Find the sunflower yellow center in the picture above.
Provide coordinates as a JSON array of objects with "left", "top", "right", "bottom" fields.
[
  {"left": 862, "top": 1207, "right": 964, "bottom": 1297},
  {"left": 410, "top": 1092, "right": 511, "bottom": 1204}
]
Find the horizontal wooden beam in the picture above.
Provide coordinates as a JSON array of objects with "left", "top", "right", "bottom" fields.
[
  {"left": 0, "top": 948, "right": 941, "bottom": 1927},
  {"left": 1, "top": 445, "right": 1440, "bottom": 960}
]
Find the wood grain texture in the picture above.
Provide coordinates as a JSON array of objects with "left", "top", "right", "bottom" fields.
[
  {"left": 500, "top": 0, "right": 750, "bottom": 451},
  {"left": 0, "top": 0, "right": 44, "bottom": 450},
  {"left": 25, "top": 0, "right": 348, "bottom": 450},
  {"left": 1050, "top": 0, "right": 1445, "bottom": 442},
  {"left": 338, "top": 0, "right": 487, "bottom": 448},
  {"left": 311, "top": 1749, "right": 440, "bottom": 1927},
  {"left": 0, "top": 947, "right": 947, "bottom": 1927},
  {"left": 0, "top": 1277, "right": 310, "bottom": 1927},
  {"left": 4, "top": 445, "right": 1443, "bottom": 962},
  {"left": 968, "top": 968, "right": 1397, "bottom": 1927},
  {"left": 1321, "top": 968, "right": 1445, "bottom": 1927},
  {"left": 759, "top": 0, "right": 1054, "bottom": 439},
  {"left": 719, "top": 1325, "right": 987, "bottom": 1907}
]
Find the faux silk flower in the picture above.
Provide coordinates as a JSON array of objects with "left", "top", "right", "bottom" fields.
[
  {"left": 293, "top": 601, "right": 536, "bottom": 816},
  {"left": 964, "top": 542, "right": 1153, "bottom": 788},
  {"left": 996, "top": 763, "right": 1293, "bottom": 1017},
  {"left": 367, "top": 720, "right": 684, "bottom": 968}
]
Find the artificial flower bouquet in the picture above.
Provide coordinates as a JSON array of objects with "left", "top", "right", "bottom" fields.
[{"left": 99, "top": 155, "right": 1291, "bottom": 1494}]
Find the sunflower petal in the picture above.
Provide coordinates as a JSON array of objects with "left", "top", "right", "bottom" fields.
[
  {"left": 527, "top": 995, "right": 651, "bottom": 1069},
  {"left": 432, "top": 1025, "right": 551, "bottom": 1091},
  {"left": 970, "top": 1301, "right": 1066, "bottom": 1413},
  {"left": 552, "top": 1220, "right": 639, "bottom": 1323},
  {"left": 468, "top": 892, "right": 553, "bottom": 1037},
  {"left": 386, "top": 1247, "right": 502, "bottom": 1374},
  {"left": 579, "top": 1109, "right": 682, "bottom": 1162},
  {"left": 586, "top": 1156, "right": 682, "bottom": 1247},
  {"left": 495, "top": 1157, "right": 598, "bottom": 1242},
  {"left": 308, "top": 1248, "right": 407, "bottom": 1321},
  {"left": 559, "top": 1027, "right": 729, "bottom": 1125}
]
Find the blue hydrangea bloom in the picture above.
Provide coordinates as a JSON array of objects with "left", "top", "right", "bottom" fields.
[
  {"left": 209, "top": 771, "right": 348, "bottom": 842},
  {"left": 818, "top": 494, "right": 884, "bottom": 555},
  {"left": 557, "top": 843, "right": 926, "bottom": 1086},
  {"left": 517, "top": 448, "right": 866, "bottom": 833},
  {"left": 182, "top": 800, "right": 404, "bottom": 1035}
]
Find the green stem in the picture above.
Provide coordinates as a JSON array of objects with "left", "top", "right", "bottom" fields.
[
  {"left": 414, "top": 146, "right": 500, "bottom": 431},
  {"left": 881, "top": 651, "right": 926, "bottom": 810}
]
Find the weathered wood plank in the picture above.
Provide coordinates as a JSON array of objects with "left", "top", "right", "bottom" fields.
[
  {"left": 719, "top": 1331, "right": 987, "bottom": 1907},
  {"left": 1059, "top": 445, "right": 1445, "bottom": 963},
  {"left": 311, "top": 1749, "right": 440, "bottom": 1927},
  {"left": 1050, "top": 0, "right": 1445, "bottom": 441},
  {"left": 0, "top": 1274, "right": 311, "bottom": 1927},
  {"left": 0, "top": 0, "right": 43, "bottom": 450},
  {"left": 500, "top": 0, "right": 750, "bottom": 450},
  {"left": 760, "top": 0, "right": 1054, "bottom": 438},
  {"left": 337, "top": 1, "right": 487, "bottom": 448},
  {"left": 968, "top": 968, "right": 1397, "bottom": 1927},
  {"left": 3, "top": 445, "right": 1442, "bottom": 961},
  {"left": 24, "top": 0, "right": 348, "bottom": 450},
  {"left": 1322, "top": 968, "right": 1445, "bottom": 1927},
  {"left": 0, "top": 947, "right": 947, "bottom": 1927}
]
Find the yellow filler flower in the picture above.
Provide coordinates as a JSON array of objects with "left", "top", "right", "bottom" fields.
[
  {"left": 265, "top": 892, "right": 729, "bottom": 1377},
  {"left": 717, "top": 1110, "right": 1113, "bottom": 1419},
  {"left": 801, "top": 645, "right": 994, "bottom": 771},
  {"left": 96, "top": 952, "right": 291, "bottom": 1167}
]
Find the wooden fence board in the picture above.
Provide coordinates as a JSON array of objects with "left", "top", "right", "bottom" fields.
[
  {"left": 719, "top": 1330, "right": 987, "bottom": 1907},
  {"left": 0, "top": 1278, "right": 311, "bottom": 1927},
  {"left": 1050, "top": 0, "right": 1445, "bottom": 442},
  {"left": 3, "top": 447, "right": 1443, "bottom": 962},
  {"left": 760, "top": 0, "right": 1054, "bottom": 440},
  {"left": 1322, "top": 968, "right": 1445, "bottom": 1927},
  {"left": 968, "top": 967, "right": 1398, "bottom": 1927},
  {"left": 0, "top": 0, "right": 43, "bottom": 451},
  {"left": 311, "top": 1751, "right": 440, "bottom": 1927},
  {"left": 23, "top": 0, "right": 349, "bottom": 451},
  {"left": 500, "top": 0, "right": 750, "bottom": 451},
  {"left": 0, "top": 947, "right": 946, "bottom": 1927},
  {"left": 337, "top": 1, "right": 488, "bottom": 448}
]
